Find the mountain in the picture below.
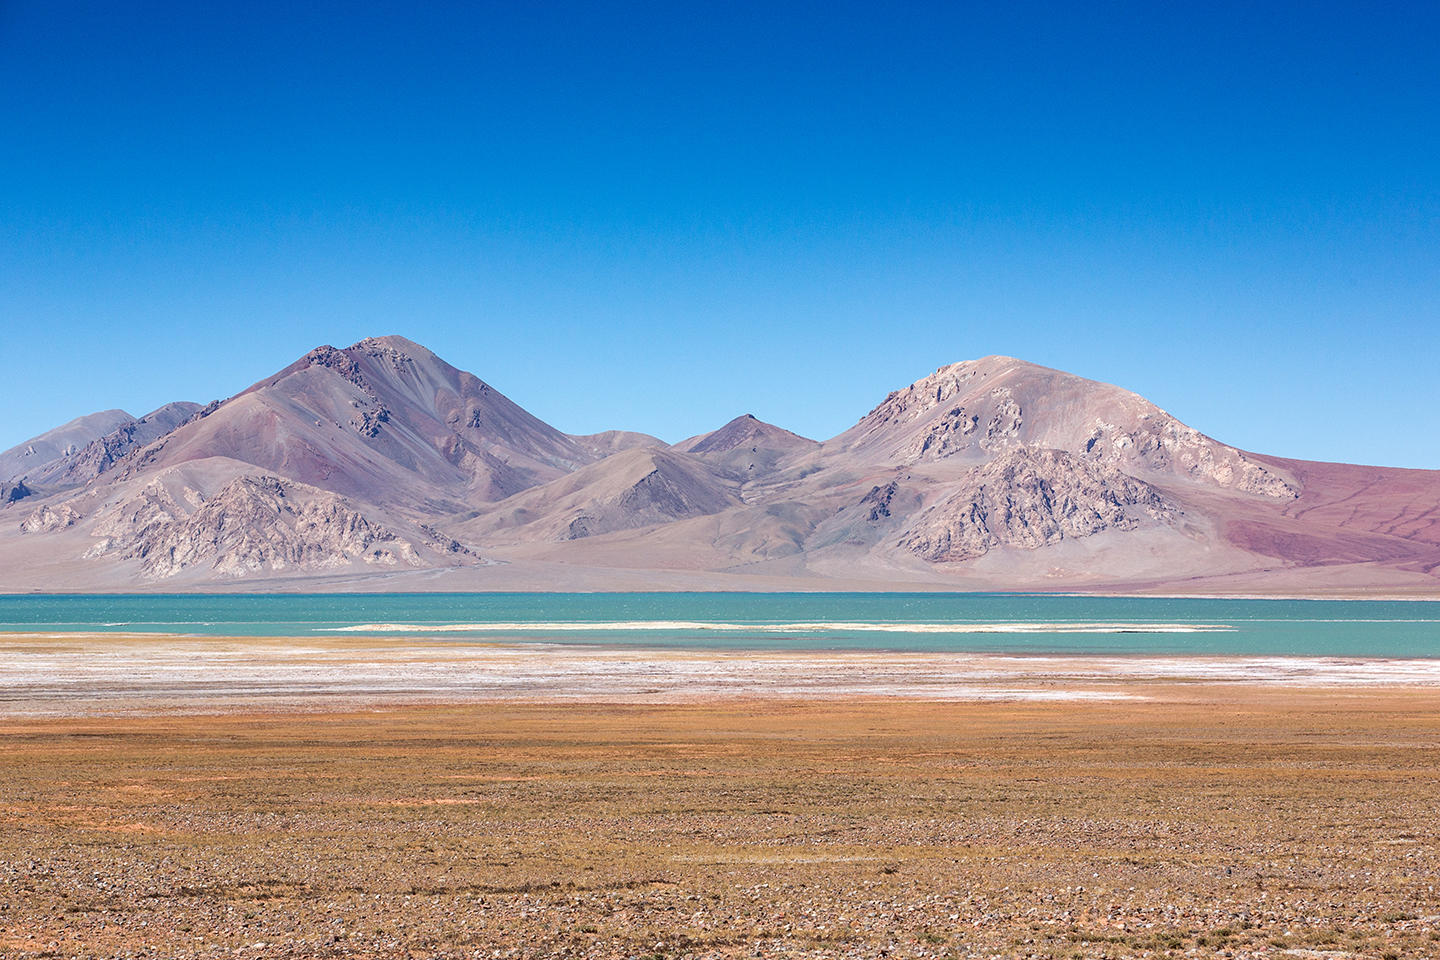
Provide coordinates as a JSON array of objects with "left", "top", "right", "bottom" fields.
[
  {"left": 830, "top": 356, "right": 1297, "bottom": 497},
  {"left": 676, "top": 413, "right": 815, "bottom": 456},
  {"left": 673, "top": 414, "right": 818, "bottom": 483},
  {"left": 124, "top": 336, "right": 595, "bottom": 510},
  {"left": 464, "top": 447, "right": 741, "bottom": 543},
  {"left": 0, "top": 409, "right": 136, "bottom": 487},
  {"left": 570, "top": 430, "right": 665, "bottom": 459},
  {"left": 2, "top": 339, "right": 1437, "bottom": 595},
  {"left": 22, "top": 401, "right": 204, "bottom": 490}
]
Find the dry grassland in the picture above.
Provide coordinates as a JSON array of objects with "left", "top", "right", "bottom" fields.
[{"left": 2, "top": 690, "right": 1438, "bottom": 959}]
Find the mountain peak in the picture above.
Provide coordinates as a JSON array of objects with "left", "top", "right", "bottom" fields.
[
  {"left": 271, "top": 337, "right": 438, "bottom": 387},
  {"left": 838, "top": 355, "right": 1299, "bottom": 499},
  {"left": 347, "top": 334, "right": 432, "bottom": 359},
  {"left": 676, "top": 414, "right": 817, "bottom": 455}
]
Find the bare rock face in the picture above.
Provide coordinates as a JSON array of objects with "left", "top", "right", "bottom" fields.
[
  {"left": 21, "top": 502, "right": 83, "bottom": 533},
  {"left": 0, "top": 409, "right": 136, "bottom": 485},
  {"left": 857, "top": 363, "right": 988, "bottom": 435},
  {"left": 350, "top": 403, "right": 391, "bottom": 438},
  {"left": 87, "top": 476, "right": 424, "bottom": 579},
  {"left": 297, "top": 344, "right": 369, "bottom": 388},
  {"left": 848, "top": 367, "right": 1038, "bottom": 463},
  {"left": 1078, "top": 417, "right": 1298, "bottom": 499},
  {"left": 1, "top": 480, "right": 32, "bottom": 505},
  {"left": 860, "top": 480, "right": 900, "bottom": 521},
  {"left": 899, "top": 388, "right": 1025, "bottom": 462},
  {"left": 910, "top": 405, "right": 979, "bottom": 460},
  {"left": 90, "top": 481, "right": 187, "bottom": 549},
  {"left": 902, "top": 448, "right": 1174, "bottom": 562},
  {"left": 416, "top": 523, "right": 478, "bottom": 557}
]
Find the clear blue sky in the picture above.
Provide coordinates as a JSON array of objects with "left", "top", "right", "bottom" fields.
[{"left": 2, "top": 1, "right": 1437, "bottom": 466}]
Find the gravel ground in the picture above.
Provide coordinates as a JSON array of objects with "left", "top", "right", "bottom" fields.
[{"left": 2, "top": 686, "right": 1438, "bottom": 959}]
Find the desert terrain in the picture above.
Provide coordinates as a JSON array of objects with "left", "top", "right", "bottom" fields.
[{"left": 2, "top": 635, "right": 1438, "bottom": 959}]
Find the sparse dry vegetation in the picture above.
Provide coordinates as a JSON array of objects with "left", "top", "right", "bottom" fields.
[{"left": 2, "top": 688, "right": 1438, "bottom": 958}]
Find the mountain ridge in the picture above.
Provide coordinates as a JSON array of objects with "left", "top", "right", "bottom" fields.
[{"left": 3, "top": 336, "right": 1437, "bottom": 595}]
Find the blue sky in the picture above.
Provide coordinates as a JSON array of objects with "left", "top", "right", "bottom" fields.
[{"left": 2, "top": 1, "right": 1437, "bottom": 465}]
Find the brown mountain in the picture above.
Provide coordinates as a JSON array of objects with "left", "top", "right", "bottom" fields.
[
  {"left": 2, "top": 340, "right": 1437, "bottom": 594},
  {"left": 464, "top": 447, "right": 742, "bottom": 543},
  {"left": 124, "top": 336, "right": 594, "bottom": 510},
  {"left": 673, "top": 414, "right": 819, "bottom": 484}
]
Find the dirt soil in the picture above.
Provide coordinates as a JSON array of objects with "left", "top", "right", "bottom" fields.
[{"left": 3, "top": 689, "right": 1439, "bottom": 958}]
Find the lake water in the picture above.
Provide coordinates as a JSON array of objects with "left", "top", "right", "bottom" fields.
[{"left": 0, "top": 593, "right": 1437, "bottom": 656}]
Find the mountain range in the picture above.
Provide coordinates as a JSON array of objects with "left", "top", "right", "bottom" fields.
[{"left": 2, "top": 335, "right": 1437, "bottom": 595}]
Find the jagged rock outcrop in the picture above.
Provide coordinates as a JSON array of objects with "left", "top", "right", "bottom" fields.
[
  {"left": 860, "top": 480, "right": 899, "bottom": 521},
  {"left": 350, "top": 403, "right": 391, "bottom": 438},
  {"left": 894, "top": 388, "right": 1026, "bottom": 462},
  {"left": 856, "top": 363, "right": 990, "bottom": 435},
  {"left": 86, "top": 476, "right": 426, "bottom": 579},
  {"left": 911, "top": 405, "right": 978, "bottom": 460},
  {"left": 21, "top": 502, "right": 82, "bottom": 533},
  {"left": 1077, "top": 416, "right": 1297, "bottom": 499},
  {"left": 417, "top": 523, "right": 479, "bottom": 557},
  {"left": 901, "top": 448, "right": 1175, "bottom": 561}
]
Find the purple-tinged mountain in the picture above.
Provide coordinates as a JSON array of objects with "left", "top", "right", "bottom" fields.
[
  {"left": 673, "top": 414, "right": 818, "bottom": 483},
  {"left": 2, "top": 339, "right": 1437, "bottom": 595},
  {"left": 119, "top": 336, "right": 595, "bottom": 511},
  {"left": 0, "top": 409, "right": 135, "bottom": 487},
  {"left": 23, "top": 401, "right": 204, "bottom": 490}
]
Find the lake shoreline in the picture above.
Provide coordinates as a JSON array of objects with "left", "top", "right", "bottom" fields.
[{"left": 4, "top": 632, "right": 1440, "bottom": 719}]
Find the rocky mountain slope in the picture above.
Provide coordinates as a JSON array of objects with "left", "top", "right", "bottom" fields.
[
  {"left": 896, "top": 447, "right": 1176, "bottom": 562},
  {"left": 0, "top": 409, "right": 136, "bottom": 488},
  {"left": 832, "top": 357, "right": 1298, "bottom": 498},
  {"left": 464, "top": 447, "right": 741, "bottom": 543},
  {"left": 124, "top": 337, "right": 596, "bottom": 510},
  {"left": 89, "top": 475, "right": 417, "bottom": 579},
  {"left": 2, "top": 339, "right": 1437, "bottom": 594},
  {"left": 23, "top": 401, "right": 204, "bottom": 491}
]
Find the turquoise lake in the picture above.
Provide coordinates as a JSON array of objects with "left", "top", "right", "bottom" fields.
[{"left": 0, "top": 593, "right": 1437, "bottom": 656}]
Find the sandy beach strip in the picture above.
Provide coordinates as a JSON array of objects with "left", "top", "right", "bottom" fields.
[{"left": 2, "top": 631, "right": 1439, "bottom": 716}]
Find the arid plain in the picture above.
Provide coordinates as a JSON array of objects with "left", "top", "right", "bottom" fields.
[{"left": 3, "top": 635, "right": 1438, "bottom": 959}]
